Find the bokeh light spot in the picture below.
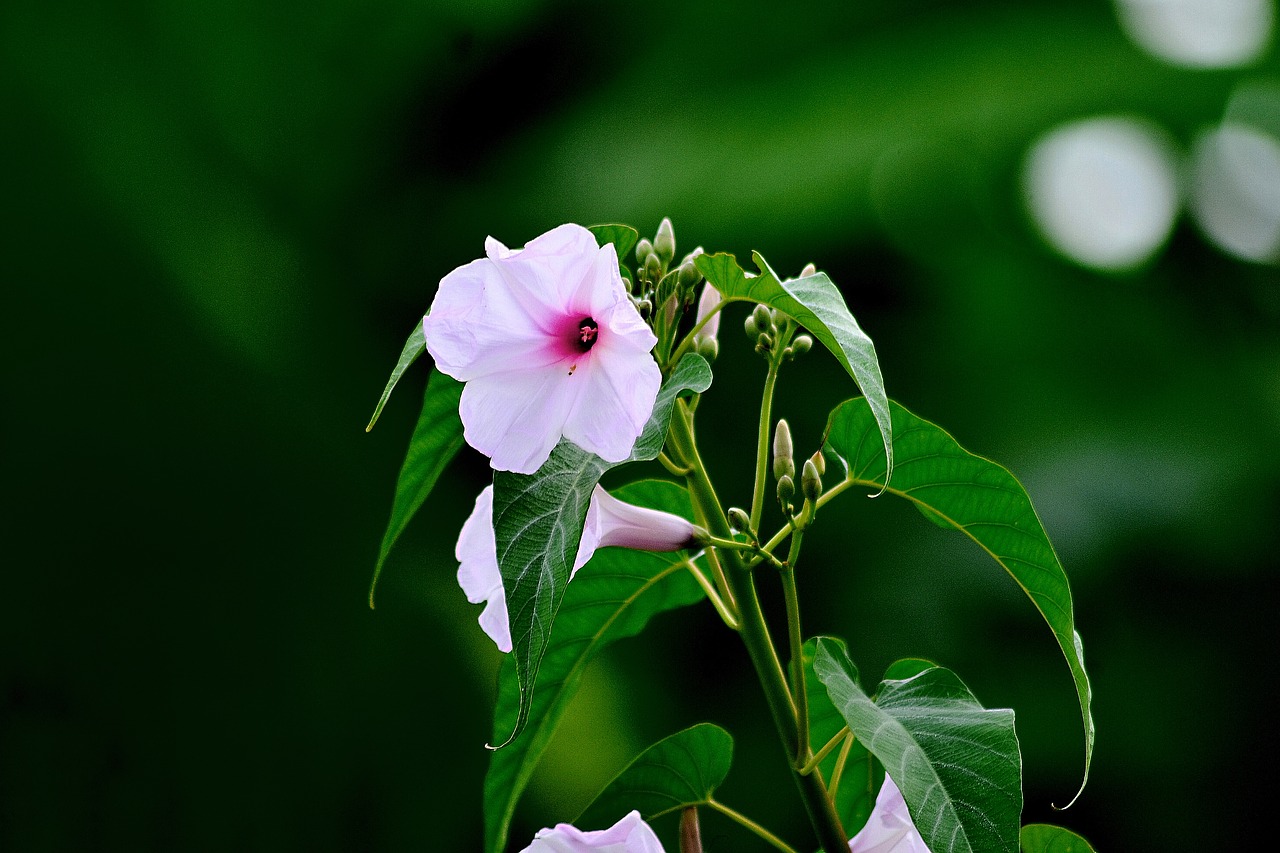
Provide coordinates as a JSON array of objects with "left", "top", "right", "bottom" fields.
[
  {"left": 1024, "top": 116, "right": 1180, "bottom": 271},
  {"left": 1115, "top": 0, "right": 1274, "bottom": 68},
  {"left": 1190, "top": 121, "right": 1280, "bottom": 262}
]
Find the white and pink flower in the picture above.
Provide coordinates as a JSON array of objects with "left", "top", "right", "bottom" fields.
[
  {"left": 424, "top": 224, "right": 661, "bottom": 474},
  {"left": 456, "top": 485, "right": 702, "bottom": 652},
  {"left": 519, "top": 810, "right": 665, "bottom": 853},
  {"left": 847, "top": 773, "right": 929, "bottom": 853}
]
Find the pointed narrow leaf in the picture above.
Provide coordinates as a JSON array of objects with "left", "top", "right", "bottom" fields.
[
  {"left": 368, "top": 369, "right": 463, "bottom": 606},
  {"left": 1020, "top": 824, "right": 1097, "bottom": 853},
  {"left": 491, "top": 354, "right": 712, "bottom": 749},
  {"left": 822, "top": 397, "right": 1094, "bottom": 804},
  {"left": 696, "top": 251, "right": 892, "bottom": 487},
  {"left": 483, "top": 480, "right": 707, "bottom": 853},
  {"left": 366, "top": 323, "right": 426, "bottom": 431},
  {"left": 802, "top": 637, "right": 878, "bottom": 834},
  {"left": 588, "top": 223, "right": 640, "bottom": 268},
  {"left": 576, "top": 724, "right": 734, "bottom": 829},
  {"left": 813, "top": 638, "right": 1022, "bottom": 853}
]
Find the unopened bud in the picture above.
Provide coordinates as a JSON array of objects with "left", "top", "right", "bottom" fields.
[
  {"left": 678, "top": 260, "right": 701, "bottom": 289},
  {"left": 744, "top": 314, "right": 760, "bottom": 340},
  {"left": 791, "top": 334, "right": 813, "bottom": 355},
  {"left": 635, "top": 239, "right": 654, "bottom": 265},
  {"left": 757, "top": 332, "right": 773, "bottom": 351},
  {"left": 799, "top": 262, "right": 817, "bottom": 277},
  {"left": 696, "top": 338, "right": 719, "bottom": 361},
  {"left": 637, "top": 298, "right": 653, "bottom": 319},
  {"left": 645, "top": 252, "right": 662, "bottom": 280},
  {"left": 777, "top": 474, "right": 795, "bottom": 505},
  {"left": 802, "top": 458, "right": 823, "bottom": 502},
  {"left": 772, "top": 420, "right": 795, "bottom": 481},
  {"left": 654, "top": 217, "right": 676, "bottom": 265},
  {"left": 751, "top": 303, "right": 773, "bottom": 333},
  {"left": 727, "top": 507, "right": 751, "bottom": 533},
  {"left": 809, "top": 450, "right": 825, "bottom": 476}
]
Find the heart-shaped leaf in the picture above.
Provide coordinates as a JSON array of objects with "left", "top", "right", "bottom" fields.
[
  {"left": 696, "top": 250, "right": 892, "bottom": 488},
  {"left": 813, "top": 638, "right": 1022, "bottom": 853},
  {"left": 588, "top": 223, "right": 640, "bottom": 270},
  {"left": 1020, "top": 824, "right": 1097, "bottom": 853},
  {"left": 822, "top": 397, "right": 1094, "bottom": 805},
  {"left": 483, "top": 480, "right": 708, "bottom": 853},
  {"left": 576, "top": 723, "right": 734, "bottom": 829},
  {"left": 491, "top": 354, "right": 712, "bottom": 751},
  {"left": 802, "top": 637, "right": 878, "bottom": 834},
  {"left": 367, "top": 367, "right": 463, "bottom": 605}
]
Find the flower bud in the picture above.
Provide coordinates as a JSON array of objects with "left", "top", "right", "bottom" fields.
[
  {"left": 802, "top": 458, "right": 823, "bottom": 502},
  {"left": 635, "top": 238, "right": 654, "bottom": 265},
  {"left": 644, "top": 251, "right": 662, "bottom": 281},
  {"left": 790, "top": 334, "right": 813, "bottom": 355},
  {"left": 809, "top": 450, "right": 825, "bottom": 476},
  {"left": 637, "top": 298, "right": 653, "bottom": 319},
  {"left": 800, "top": 262, "right": 817, "bottom": 277},
  {"left": 678, "top": 260, "right": 701, "bottom": 290},
  {"left": 777, "top": 474, "right": 795, "bottom": 505},
  {"left": 727, "top": 507, "right": 751, "bottom": 533},
  {"left": 772, "top": 419, "right": 795, "bottom": 481},
  {"left": 696, "top": 337, "right": 720, "bottom": 361},
  {"left": 756, "top": 332, "right": 773, "bottom": 351},
  {"left": 751, "top": 303, "right": 773, "bottom": 333},
  {"left": 744, "top": 314, "right": 760, "bottom": 340},
  {"left": 654, "top": 217, "right": 676, "bottom": 265}
]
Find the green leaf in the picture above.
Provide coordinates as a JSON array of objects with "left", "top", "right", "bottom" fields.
[
  {"left": 492, "top": 354, "right": 712, "bottom": 751},
  {"left": 880, "top": 658, "right": 938, "bottom": 682},
  {"left": 576, "top": 723, "right": 734, "bottom": 829},
  {"left": 368, "top": 368, "right": 463, "bottom": 606},
  {"left": 483, "top": 480, "right": 708, "bottom": 853},
  {"left": 696, "top": 250, "right": 892, "bottom": 488},
  {"left": 588, "top": 223, "right": 640, "bottom": 270},
  {"left": 802, "top": 638, "right": 878, "bottom": 834},
  {"left": 822, "top": 397, "right": 1095, "bottom": 805},
  {"left": 365, "top": 323, "right": 426, "bottom": 431},
  {"left": 813, "top": 638, "right": 1022, "bottom": 853},
  {"left": 1021, "top": 824, "right": 1098, "bottom": 853}
]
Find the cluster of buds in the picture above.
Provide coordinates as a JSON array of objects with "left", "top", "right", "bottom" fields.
[
  {"left": 742, "top": 267, "right": 816, "bottom": 362},
  {"left": 773, "top": 419, "right": 825, "bottom": 518},
  {"left": 631, "top": 219, "right": 705, "bottom": 345}
]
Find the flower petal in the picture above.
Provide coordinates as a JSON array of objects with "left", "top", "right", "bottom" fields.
[
  {"left": 694, "top": 283, "right": 721, "bottom": 344},
  {"left": 846, "top": 774, "right": 929, "bottom": 853},
  {"left": 459, "top": 362, "right": 586, "bottom": 475},
  {"left": 455, "top": 486, "right": 512, "bottom": 652},
  {"left": 500, "top": 223, "right": 603, "bottom": 316},
  {"left": 519, "top": 810, "right": 665, "bottom": 853},
  {"left": 592, "top": 486, "right": 700, "bottom": 552},
  {"left": 561, "top": 343, "right": 661, "bottom": 464}
]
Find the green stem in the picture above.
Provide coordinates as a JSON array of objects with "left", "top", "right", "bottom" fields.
[
  {"left": 801, "top": 726, "right": 851, "bottom": 775},
  {"left": 669, "top": 399, "right": 848, "bottom": 853},
  {"left": 749, "top": 359, "right": 782, "bottom": 532},
  {"left": 682, "top": 559, "right": 740, "bottom": 630},
  {"left": 707, "top": 800, "right": 797, "bottom": 853},
  {"left": 658, "top": 450, "right": 692, "bottom": 477},
  {"left": 782, "top": 529, "right": 808, "bottom": 767},
  {"left": 828, "top": 732, "right": 856, "bottom": 802},
  {"left": 667, "top": 300, "right": 727, "bottom": 368}
]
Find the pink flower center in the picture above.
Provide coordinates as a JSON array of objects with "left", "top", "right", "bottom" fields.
[{"left": 576, "top": 317, "right": 599, "bottom": 352}]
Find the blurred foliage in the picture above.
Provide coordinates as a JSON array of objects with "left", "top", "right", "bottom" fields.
[{"left": 3, "top": 0, "right": 1278, "bottom": 851}]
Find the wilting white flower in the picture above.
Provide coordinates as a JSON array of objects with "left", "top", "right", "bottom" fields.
[
  {"left": 519, "top": 810, "right": 665, "bottom": 853},
  {"left": 423, "top": 224, "right": 661, "bottom": 474},
  {"left": 456, "top": 485, "right": 701, "bottom": 652},
  {"left": 847, "top": 773, "right": 929, "bottom": 853}
]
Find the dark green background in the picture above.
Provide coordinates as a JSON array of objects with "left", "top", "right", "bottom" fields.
[{"left": 4, "top": 0, "right": 1277, "bottom": 850}]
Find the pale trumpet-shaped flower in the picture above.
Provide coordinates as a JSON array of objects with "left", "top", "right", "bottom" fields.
[
  {"left": 423, "top": 224, "right": 661, "bottom": 474},
  {"left": 519, "top": 810, "right": 665, "bottom": 853},
  {"left": 847, "top": 773, "right": 929, "bottom": 853},
  {"left": 456, "top": 485, "right": 702, "bottom": 652}
]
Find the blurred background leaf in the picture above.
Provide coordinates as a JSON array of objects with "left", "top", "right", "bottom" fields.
[{"left": 4, "top": 0, "right": 1277, "bottom": 850}]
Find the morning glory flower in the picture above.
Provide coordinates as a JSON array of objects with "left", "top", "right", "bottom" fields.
[
  {"left": 423, "top": 224, "right": 661, "bottom": 475},
  {"left": 694, "top": 282, "right": 721, "bottom": 347},
  {"left": 847, "top": 773, "right": 929, "bottom": 853},
  {"left": 456, "top": 485, "right": 702, "bottom": 652},
  {"left": 519, "top": 810, "right": 665, "bottom": 853}
]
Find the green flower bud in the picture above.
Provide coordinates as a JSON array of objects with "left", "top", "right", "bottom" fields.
[
  {"left": 751, "top": 303, "right": 773, "bottom": 333},
  {"left": 744, "top": 314, "right": 760, "bottom": 340},
  {"left": 644, "top": 252, "right": 662, "bottom": 281},
  {"left": 678, "top": 260, "right": 701, "bottom": 290},
  {"left": 654, "top": 217, "right": 676, "bottom": 265},
  {"left": 802, "top": 458, "right": 823, "bottom": 502},
  {"left": 772, "top": 419, "right": 795, "bottom": 481},
  {"left": 696, "top": 337, "right": 720, "bottom": 361},
  {"left": 637, "top": 297, "right": 653, "bottom": 319},
  {"left": 809, "top": 450, "right": 825, "bottom": 476},
  {"left": 777, "top": 474, "right": 795, "bottom": 505},
  {"left": 756, "top": 332, "right": 773, "bottom": 351},
  {"left": 727, "top": 507, "right": 751, "bottom": 533},
  {"left": 791, "top": 334, "right": 813, "bottom": 355},
  {"left": 635, "top": 238, "right": 654, "bottom": 265}
]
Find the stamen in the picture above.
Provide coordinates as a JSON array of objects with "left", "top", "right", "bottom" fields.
[{"left": 577, "top": 318, "right": 599, "bottom": 352}]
